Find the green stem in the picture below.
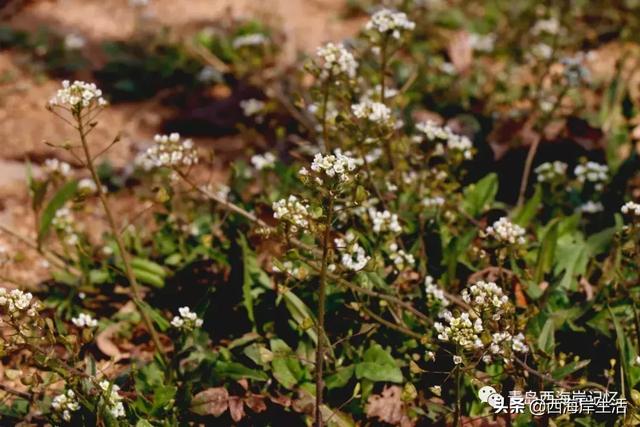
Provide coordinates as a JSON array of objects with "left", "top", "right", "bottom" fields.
[
  {"left": 75, "top": 113, "right": 166, "bottom": 363},
  {"left": 314, "top": 195, "right": 334, "bottom": 427}
]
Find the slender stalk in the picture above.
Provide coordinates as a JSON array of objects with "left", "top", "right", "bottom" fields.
[
  {"left": 453, "top": 365, "right": 462, "bottom": 427},
  {"left": 314, "top": 195, "right": 334, "bottom": 427},
  {"left": 321, "top": 81, "right": 331, "bottom": 152},
  {"left": 75, "top": 113, "right": 166, "bottom": 363}
]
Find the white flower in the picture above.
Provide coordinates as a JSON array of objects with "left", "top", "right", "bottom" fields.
[
  {"left": 621, "top": 201, "right": 640, "bottom": 217},
  {"left": 48, "top": 80, "right": 107, "bottom": 110},
  {"left": 44, "top": 158, "right": 72, "bottom": 178},
  {"left": 435, "top": 311, "right": 484, "bottom": 350},
  {"left": 453, "top": 355, "right": 463, "bottom": 364},
  {"left": 574, "top": 162, "right": 608, "bottom": 190},
  {"left": 306, "top": 150, "right": 359, "bottom": 184},
  {"left": 98, "top": 381, "right": 126, "bottom": 418},
  {"left": 78, "top": 178, "right": 98, "bottom": 194},
  {"left": 315, "top": 42, "right": 358, "bottom": 80},
  {"left": 469, "top": 33, "right": 496, "bottom": 53},
  {"left": 171, "top": 306, "right": 203, "bottom": 331},
  {"left": 240, "top": 98, "right": 265, "bottom": 117},
  {"left": 251, "top": 152, "right": 277, "bottom": 170},
  {"left": 422, "top": 196, "right": 445, "bottom": 208},
  {"left": 272, "top": 195, "right": 311, "bottom": 233},
  {"left": 0, "top": 288, "right": 37, "bottom": 314},
  {"left": 64, "top": 33, "right": 86, "bottom": 50},
  {"left": 578, "top": 201, "right": 604, "bottom": 214},
  {"left": 462, "top": 280, "right": 509, "bottom": 320},
  {"left": 351, "top": 100, "right": 391, "bottom": 124},
  {"left": 135, "top": 133, "right": 198, "bottom": 171},
  {"left": 368, "top": 208, "right": 402, "bottom": 234},
  {"left": 416, "top": 121, "right": 474, "bottom": 160},
  {"left": 535, "top": 161, "right": 567, "bottom": 183},
  {"left": 71, "top": 313, "right": 98, "bottom": 329},
  {"left": 425, "top": 276, "right": 449, "bottom": 307},
  {"left": 532, "top": 18, "right": 561, "bottom": 36},
  {"left": 232, "top": 33, "right": 267, "bottom": 49},
  {"left": 365, "top": 9, "right": 415, "bottom": 40},
  {"left": 334, "top": 232, "right": 370, "bottom": 272},
  {"left": 388, "top": 242, "right": 414, "bottom": 270},
  {"left": 485, "top": 217, "right": 526, "bottom": 246},
  {"left": 52, "top": 389, "right": 80, "bottom": 421}
]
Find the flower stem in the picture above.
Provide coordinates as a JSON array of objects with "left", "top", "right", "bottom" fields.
[
  {"left": 75, "top": 114, "right": 166, "bottom": 363},
  {"left": 314, "top": 195, "right": 334, "bottom": 427}
]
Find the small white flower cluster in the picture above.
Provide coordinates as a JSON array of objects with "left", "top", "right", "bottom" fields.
[
  {"left": 484, "top": 331, "right": 528, "bottom": 363},
  {"left": 388, "top": 242, "right": 414, "bottom": 270},
  {"left": 64, "top": 33, "right": 86, "bottom": 50},
  {"left": 578, "top": 201, "right": 604, "bottom": 214},
  {"left": 51, "top": 389, "right": 80, "bottom": 422},
  {"left": 461, "top": 281, "right": 509, "bottom": 320},
  {"left": 0, "top": 288, "right": 38, "bottom": 316},
  {"left": 315, "top": 42, "right": 358, "bottom": 80},
  {"left": 368, "top": 208, "right": 402, "bottom": 234},
  {"left": 71, "top": 313, "right": 98, "bottom": 329},
  {"left": 469, "top": 33, "right": 496, "bottom": 53},
  {"left": 535, "top": 161, "right": 567, "bottom": 183},
  {"left": 77, "top": 177, "right": 104, "bottom": 195},
  {"left": 232, "top": 33, "right": 268, "bottom": 49},
  {"left": 365, "top": 9, "right": 415, "bottom": 40},
  {"left": 621, "top": 201, "right": 640, "bottom": 217},
  {"left": 422, "top": 195, "right": 445, "bottom": 209},
  {"left": 52, "top": 206, "right": 80, "bottom": 246},
  {"left": 425, "top": 276, "right": 449, "bottom": 307},
  {"left": 351, "top": 100, "right": 392, "bottom": 125},
  {"left": 574, "top": 162, "right": 608, "bottom": 190},
  {"left": 48, "top": 80, "right": 107, "bottom": 110},
  {"left": 415, "top": 121, "right": 473, "bottom": 160},
  {"left": 435, "top": 310, "right": 484, "bottom": 350},
  {"left": 300, "top": 151, "right": 358, "bottom": 184},
  {"left": 272, "top": 196, "right": 311, "bottom": 232},
  {"left": 251, "top": 152, "right": 277, "bottom": 170},
  {"left": 240, "top": 98, "right": 265, "bottom": 117},
  {"left": 135, "top": 133, "right": 198, "bottom": 171},
  {"left": 171, "top": 306, "right": 203, "bottom": 331},
  {"left": 485, "top": 217, "right": 526, "bottom": 246},
  {"left": 98, "top": 381, "right": 126, "bottom": 419},
  {"left": 531, "top": 17, "right": 561, "bottom": 36},
  {"left": 335, "top": 232, "right": 370, "bottom": 271},
  {"left": 44, "top": 158, "right": 72, "bottom": 178},
  {"left": 273, "top": 260, "right": 301, "bottom": 277}
]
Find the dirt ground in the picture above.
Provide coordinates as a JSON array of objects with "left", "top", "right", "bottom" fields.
[{"left": 0, "top": 0, "right": 362, "bottom": 284}]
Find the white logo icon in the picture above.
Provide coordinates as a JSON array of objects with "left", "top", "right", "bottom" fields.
[{"left": 478, "top": 386, "right": 504, "bottom": 409}]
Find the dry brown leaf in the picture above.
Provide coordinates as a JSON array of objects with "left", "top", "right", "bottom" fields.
[
  {"left": 96, "top": 323, "right": 125, "bottom": 360},
  {"left": 366, "top": 386, "right": 415, "bottom": 427},
  {"left": 228, "top": 396, "right": 246, "bottom": 422},
  {"left": 245, "top": 394, "right": 267, "bottom": 413},
  {"left": 514, "top": 282, "right": 528, "bottom": 308},
  {"left": 448, "top": 31, "right": 473, "bottom": 74},
  {"left": 190, "top": 387, "right": 229, "bottom": 417}
]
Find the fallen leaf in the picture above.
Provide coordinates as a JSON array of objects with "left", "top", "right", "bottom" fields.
[
  {"left": 245, "top": 394, "right": 267, "bottom": 413},
  {"left": 366, "top": 386, "right": 415, "bottom": 427},
  {"left": 96, "top": 323, "right": 125, "bottom": 360},
  {"left": 228, "top": 396, "right": 245, "bottom": 422},
  {"left": 190, "top": 387, "right": 229, "bottom": 417}
]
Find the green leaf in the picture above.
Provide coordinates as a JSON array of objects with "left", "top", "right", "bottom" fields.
[
  {"left": 537, "top": 319, "right": 555, "bottom": 355},
  {"left": 609, "top": 306, "right": 640, "bottom": 390},
  {"left": 214, "top": 361, "right": 269, "bottom": 382},
  {"left": 38, "top": 180, "right": 78, "bottom": 246},
  {"left": 551, "top": 359, "right": 590, "bottom": 380},
  {"left": 462, "top": 173, "right": 498, "bottom": 217},
  {"left": 326, "top": 365, "right": 354, "bottom": 390},
  {"left": 554, "top": 234, "right": 589, "bottom": 290},
  {"left": 270, "top": 339, "right": 304, "bottom": 389},
  {"left": 513, "top": 185, "right": 542, "bottom": 227},
  {"left": 534, "top": 219, "right": 559, "bottom": 283},
  {"left": 135, "top": 421, "right": 154, "bottom": 427},
  {"left": 355, "top": 344, "right": 402, "bottom": 383},
  {"left": 137, "top": 300, "right": 170, "bottom": 332},
  {"left": 238, "top": 235, "right": 270, "bottom": 325}
]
